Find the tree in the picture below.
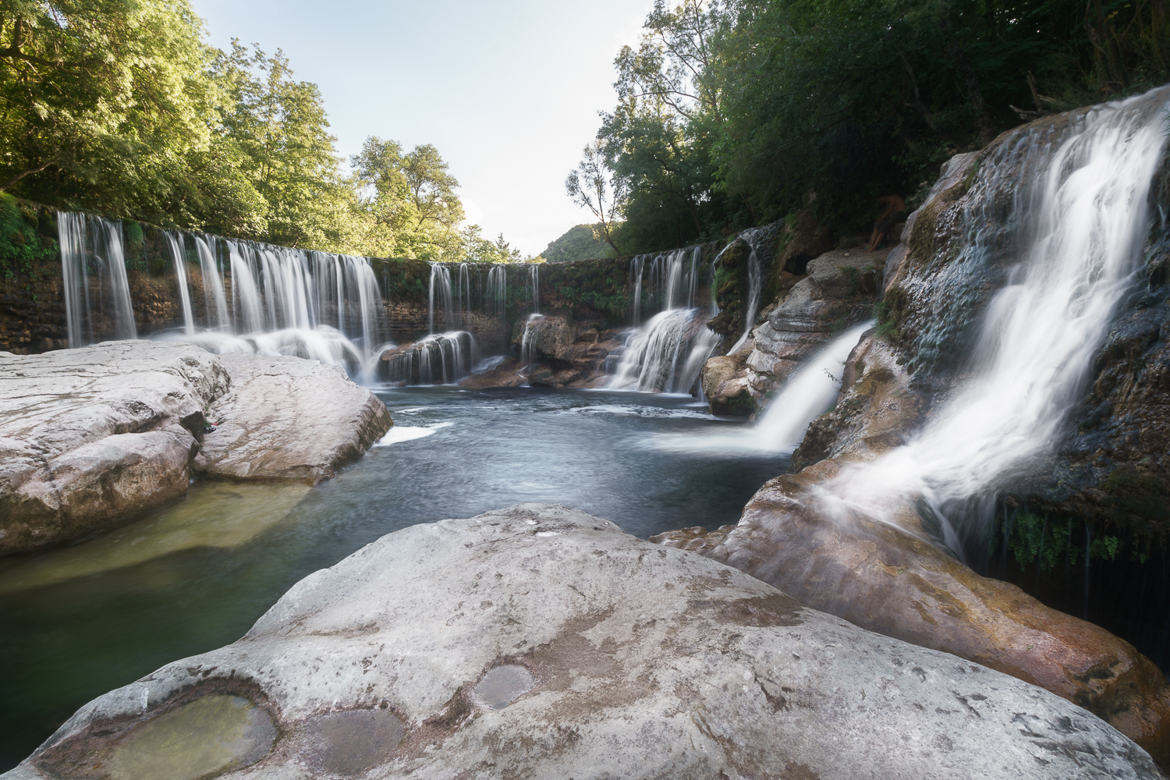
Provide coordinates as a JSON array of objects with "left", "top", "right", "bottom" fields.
[
  {"left": 0, "top": 0, "right": 215, "bottom": 222},
  {"left": 565, "top": 139, "right": 625, "bottom": 255}
]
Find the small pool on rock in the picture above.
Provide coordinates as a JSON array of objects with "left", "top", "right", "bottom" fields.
[{"left": 0, "top": 386, "right": 788, "bottom": 769}]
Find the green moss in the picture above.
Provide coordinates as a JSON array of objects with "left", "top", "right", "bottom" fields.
[{"left": 0, "top": 194, "right": 58, "bottom": 281}]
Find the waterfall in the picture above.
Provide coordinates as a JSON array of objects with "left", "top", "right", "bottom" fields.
[
  {"left": 163, "top": 231, "right": 195, "bottom": 335},
  {"left": 194, "top": 236, "right": 230, "bottom": 331},
  {"left": 486, "top": 265, "right": 507, "bottom": 319},
  {"left": 747, "top": 320, "right": 875, "bottom": 451},
  {"left": 227, "top": 242, "right": 264, "bottom": 334},
  {"left": 608, "top": 308, "right": 719, "bottom": 394},
  {"left": 428, "top": 263, "right": 453, "bottom": 334},
  {"left": 630, "top": 256, "right": 645, "bottom": 325},
  {"left": 830, "top": 86, "right": 1170, "bottom": 551},
  {"left": 727, "top": 227, "right": 765, "bottom": 354},
  {"left": 55, "top": 212, "right": 388, "bottom": 380},
  {"left": 58, "top": 212, "right": 137, "bottom": 346},
  {"left": 379, "top": 331, "right": 477, "bottom": 385},
  {"left": 609, "top": 243, "right": 714, "bottom": 395},
  {"left": 529, "top": 263, "right": 540, "bottom": 314},
  {"left": 520, "top": 313, "right": 544, "bottom": 369}
]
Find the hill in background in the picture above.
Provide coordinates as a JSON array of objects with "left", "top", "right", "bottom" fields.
[{"left": 541, "top": 224, "right": 619, "bottom": 264}]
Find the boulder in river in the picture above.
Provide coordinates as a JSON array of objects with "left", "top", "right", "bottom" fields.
[
  {"left": 0, "top": 341, "right": 391, "bottom": 555},
  {"left": 194, "top": 353, "right": 392, "bottom": 483},
  {"left": 7, "top": 505, "right": 1160, "bottom": 778}
]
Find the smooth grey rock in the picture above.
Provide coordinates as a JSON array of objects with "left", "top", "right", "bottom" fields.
[
  {"left": 9, "top": 505, "right": 1159, "bottom": 779},
  {"left": 0, "top": 342, "right": 392, "bottom": 553},
  {"left": 0, "top": 341, "right": 226, "bottom": 554},
  {"left": 194, "top": 353, "right": 391, "bottom": 483}
]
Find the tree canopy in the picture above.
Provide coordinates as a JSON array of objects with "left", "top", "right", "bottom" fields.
[
  {"left": 0, "top": 0, "right": 519, "bottom": 261},
  {"left": 572, "top": 0, "right": 1170, "bottom": 254}
]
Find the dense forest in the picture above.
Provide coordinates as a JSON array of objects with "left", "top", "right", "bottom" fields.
[
  {"left": 569, "top": 0, "right": 1170, "bottom": 254},
  {"left": 0, "top": 0, "right": 523, "bottom": 262},
  {"left": 2, "top": 1, "right": 1167, "bottom": 262}
]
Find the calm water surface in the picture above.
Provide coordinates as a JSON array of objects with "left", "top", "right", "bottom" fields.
[{"left": 0, "top": 386, "right": 787, "bottom": 768}]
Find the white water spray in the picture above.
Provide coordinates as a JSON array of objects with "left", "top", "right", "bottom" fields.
[{"left": 830, "top": 87, "right": 1170, "bottom": 546}]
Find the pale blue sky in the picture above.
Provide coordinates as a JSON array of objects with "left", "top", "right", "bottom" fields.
[{"left": 189, "top": 0, "right": 652, "bottom": 256}]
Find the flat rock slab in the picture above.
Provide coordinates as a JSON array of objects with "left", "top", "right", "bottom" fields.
[
  {"left": 194, "top": 353, "right": 391, "bottom": 483},
  {"left": 0, "top": 342, "right": 391, "bottom": 554},
  {"left": 8, "top": 505, "right": 1159, "bottom": 778}
]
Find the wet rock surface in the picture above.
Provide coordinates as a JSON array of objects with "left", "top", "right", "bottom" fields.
[
  {"left": 0, "top": 342, "right": 391, "bottom": 553},
  {"left": 8, "top": 504, "right": 1161, "bottom": 778},
  {"left": 705, "top": 246, "right": 885, "bottom": 416},
  {"left": 195, "top": 353, "right": 392, "bottom": 483}
]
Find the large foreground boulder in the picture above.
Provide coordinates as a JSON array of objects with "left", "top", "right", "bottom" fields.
[
  {"left": 0, "top": 342, "right": 391, "bottom": 555},
  {"left": 7, "top": 505, "right": 1160, "bottom": 778},
  {"left": 195, "top": 353, "right": 391, "bottom": 483}
]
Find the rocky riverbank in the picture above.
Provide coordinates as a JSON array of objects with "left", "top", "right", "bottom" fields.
[
  {"left": 5, "top": 505, "right": 1160, "bottom": 779},
  {"left": 0, "top": 341, "right": 391, "bottom": 556}
]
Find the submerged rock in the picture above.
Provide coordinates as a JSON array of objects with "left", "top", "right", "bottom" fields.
[
  {"left": 0, "top": 341, "right": 391, "bottom": 554},
  {"left": 194, "top": 353, "right": 391, "bottom": 483},
  {"left": 8, "top": 505, "right": 1160, "bottom": 778}
]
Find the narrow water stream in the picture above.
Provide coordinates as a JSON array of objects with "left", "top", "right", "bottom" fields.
[{"left": 0, "top": 386, "right": 787, "bottom": 769}]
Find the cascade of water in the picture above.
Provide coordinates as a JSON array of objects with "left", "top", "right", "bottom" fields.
[
  {"left": 57, "top": 212, "right": 137, "bottom": 345},
  {"left": 748, "top": 321, "right": 875, "bottom": 451},
  {"left": 194, "top": 236, "right": 230, "bottom": 330},
  {"left": 607, "top": 308, "right": 719, "bottom": 394},
  {"left": 58, "top": 213, "right": 93, "bottom": 347},
  {"left": 630, "top": 256, "right": 646, "bottom": 325},
  {"left": 727, "top": 227, "right": 764, "bottom": 354},
  {"left": 486, "top": 265, "right": 507, "bottom": 319},
  {"left": 520, "top": 313, "right": 545, "bottom": 369},
  {"left": 163, "top": 231, "right": 195, "bottom": 335},
  {"left": 428, "top": 263, "right": 453, "bottom": 334},
  {"left": 829, "top": 87, "right": 1170, "bottom": 551},
  {"left": 227, "top": 242, "right": 264, "bottom": 334},
  {"left": 610, "top": 243, "right": 713, "bottom": 394},
  {"left": 379, "top": 331, "right": 477, "bottom": 385},
  {"left": 528, "top": 264, "right": 540, "bottom": 314}
]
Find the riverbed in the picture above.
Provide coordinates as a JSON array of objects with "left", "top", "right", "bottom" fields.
[{"left": 0, "top": 385, "right": 787, "bottom": 769}]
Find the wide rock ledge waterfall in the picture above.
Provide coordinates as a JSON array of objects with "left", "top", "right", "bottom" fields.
[{"left": 3, "top": 86, "right": 1170, "bottom": 776}]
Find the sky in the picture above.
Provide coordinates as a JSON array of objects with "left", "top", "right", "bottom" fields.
[{"left": 188, "top": 0, "right": 653, "bottom": 258}]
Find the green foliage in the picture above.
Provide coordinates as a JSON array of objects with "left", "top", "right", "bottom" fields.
[
  {"left": 0, "top": 195, "right": 56, "bottom": 280},
  {"left": 575, "top": 0, "right": 1170, "bottom": 254},
  {"left": 1006, "top": 512, "right": 1122, "bottom": 572},
  {"left": 0, "top": 6, "right": 517, "bottom": 261}
]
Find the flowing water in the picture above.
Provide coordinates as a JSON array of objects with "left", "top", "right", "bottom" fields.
[
  {"left": 825, "top": 86, "right": 1170, "bottom": 553},
  {"left": 610, "top": 246, "right": 718, "bottom": 394},
  {"left": 0, "top": 387, "right": 786, "bottom": 770}
]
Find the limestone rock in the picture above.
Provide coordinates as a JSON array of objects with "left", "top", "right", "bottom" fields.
[
  {"left": 0, "top": 341, "right": 227, "bottom": 554},
  {"left": 7, "top": 505, "right": 1160, "bottom": 779},
  {"left": 791, "top": 333, "right": 923, "bottom": 469},
  {"left": 704, "top": 464, "right": 1170, "bottom": 767},
  {"left": 709, "top": 247, "right": 884, "bottom": 416},
  {"left": 195, "top": 353, "right": 391, "bottom": 483}
]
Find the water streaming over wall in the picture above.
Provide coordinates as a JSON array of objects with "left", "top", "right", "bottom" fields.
[
  {"left": 163, "top": 232, "right": 195, "bottom": 335},
  {"left": 58, "top": 212, "right": 137, "bottom": 346},
  {"left": 608, "top": 309, "right": 719, "bottom": 394},
  {"left": 379, "top": 331, "right": 477, "bottom": 385},
  {"left": 828, "top": 86, "right": 1170, "bottom": 553},
  {"left": 727, "top": 227, "right": 766, "bottom": 354},
  {"left": 610, "top": 245, "right": 715, "bottom": 394},
  {"left": 58, "top": 213, "right": 389, "bottom": 380}
]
